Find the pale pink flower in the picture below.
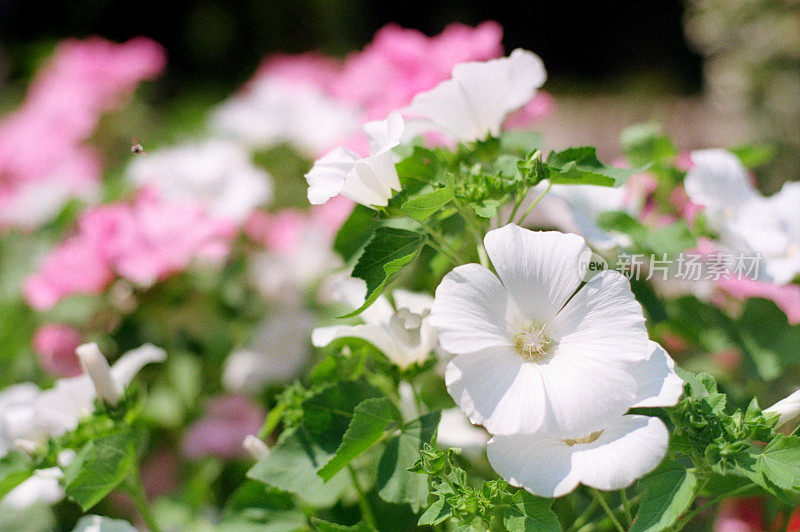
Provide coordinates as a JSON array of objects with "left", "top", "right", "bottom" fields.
[
  {"left": 32, "top": 324, "right": 83, "bottom": 377},
  {"left": 254, "top": 52, "right": 341, "bottom": 90},
  {"left": 717, "top": 277, "right": 800, "bottom": 325},
  {"left": 181, "top": 395, "right": 265, "bottom": 459},
  {"left": 503, "top": 91, "right": 554, "bottom": 129}
]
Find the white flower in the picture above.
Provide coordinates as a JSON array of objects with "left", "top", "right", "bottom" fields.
[
  {"left": 546, "top": 183, "right": 633, "bottom": 250},
  {"left": 75, "top": 343, "right": 122, "bottom": 406},
  {"left": 486, "top": 341, "right": 682, "bottom": 497},
  {"left": 312, "top": 278, "right": 437, "bottom": 369},
  {"left": 305, "top": 113, "right": 404, "bottom": 208},
  {"left": 242, "top": 435, "right": 270, "bottom": 461},
  {"left": 210, "top": 78, "right": 360, "bottom": 156},
  {"left": 1, "top": 467, "right": 65, "bottom": 509},
  {"left": 430, "top": 224, "right": 653, "bottom": 437},
  {"left": 223, "top": 310, "right": 316, "bottom": 392},
  {"left": 437, "top": 408, "right": 489, "bottom": 452},
  {"left": 764, "top": 389, "right": 800, "bottom": 429},
  {"left": 684, "top": 149, "right": 800, "bottom": 284},
  {"left": 126, "top": 140, "right": 272, "bottom": 224},
  {"left": 402, "top": 49, "right": 546, "bottom": 142},
  {"left": 0, "top": 344, "right": 166, "bottom": 456}
]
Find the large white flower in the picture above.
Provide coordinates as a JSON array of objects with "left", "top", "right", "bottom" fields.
[
  {"left": 312, "top": 278, "right": 437, "bottom": 369},
  {"left": 684, "top": 149, "right": 800, "bottom": 284},
  {"left": 402, "top": 49, "right": 546, "bottom": 142},
  {"left": 126, "top": 140, "right": 272, "bottom": 224},
  {"left": 210, "top": 78, "right": 360, "bottom": 156},
  {"left": 486, "top": 341, "right": 682, "bottom": 497},
  {"left": 305, "top": 113, "right": 404, "bottom": 208},
  {"left": 0, "top": 344, "right": 166, "bottom": 455},
  {"left": 430, "top": 224, "right": 653, "bottom": 437}
]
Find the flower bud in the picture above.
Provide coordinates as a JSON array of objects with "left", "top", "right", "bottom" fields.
[
  {"left": 75, "top": 343, "right": 122, "bottom": 407},
  {"left": 764, "top": 389, "right": 800, "bottom": 428},
  {"left": 242, "top": 435, "right": 270, "bottom": 461}
]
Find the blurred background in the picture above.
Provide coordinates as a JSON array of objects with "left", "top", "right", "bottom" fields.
[{"left": 1, "top": 0, "right": 797, "bottom": 187}]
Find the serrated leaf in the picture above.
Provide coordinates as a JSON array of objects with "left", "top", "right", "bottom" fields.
[
  {"left": 247, "top": 431, "right": 350, "bottom": 508},
  {"left": 377, "top": 411, "right": 440, "bottom": 511},
  {"left": 756, "top": 434, "right": 800, "bottom": 491},
  {"left": 631, "top": 461, "right": 698, "bottom": 532},
  {"left": 73, "top": 515, "right": 137, "bottom": 531},
  {"left": 401, "top": 186, "right": 454, "bottom": 221},
  {"left": 63, "top": 430, "right": 137, "bottom": 511},
  {"left": 343, "top": 227, "right": 424, "bottom": 318},
  {"left": 318, "top": 397, "right": 401, "bottom": 481},
  {"left": 546, "top": 146, "right": 643, "bottom": 187},
  {"left": 302, "top": 380, "right": 382, "bottom": 453},
  {"left": 503, "top": 491, "right": 561, "bottom": 532}
]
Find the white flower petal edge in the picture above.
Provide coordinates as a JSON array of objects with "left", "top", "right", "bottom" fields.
[
  {"left": 764, "top": 389, "right": 800, "bottom": 429},
  {"left": 432, "top": 225, "right": 651, "bottom": 436},
  {"left": 632, "top": 341, "right": 684, "bottom": 408},
  {"left": 684, "top": 149, "right": 758, "bottom": 215},
  {"left": 305, "top": 113, "right": 403, "bottom": 208},
  {"left": 487, "top": 415, "right": 669, "bottom": 498},
  {"left": 403, "top": 49, "right": 546, "bottom": 142}
]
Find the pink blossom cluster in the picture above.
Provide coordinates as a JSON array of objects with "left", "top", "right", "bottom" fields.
[
  {"left": 0, "top": 37, "right": 165, "bottom": 230},
  {"left": 24, "top": 190, "right": 235, "bottom": 310},
  {"left": 181, "top": 395, "right": 265, "bottom": 459}
]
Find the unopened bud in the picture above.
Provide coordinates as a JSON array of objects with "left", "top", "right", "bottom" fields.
[
  {"left": 765, "top": 389, "right": 800, "bottom": 429},
  {"left": 76, "top": 343, "right": 122, "bottom": 407},
  {"left": 243, "top": 435, "right": 270, "bottom": 461}
]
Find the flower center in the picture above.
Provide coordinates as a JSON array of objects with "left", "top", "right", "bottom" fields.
[
  {"left": 513, "top": 323, "right": 553, "bottom": 362},
  {"left": 562, "top": 430, "right": 603, "bottom": 446}
]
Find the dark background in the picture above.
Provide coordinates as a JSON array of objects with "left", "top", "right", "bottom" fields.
[{"left": 0, "top": 0, "right": 703, "bottom": 94}]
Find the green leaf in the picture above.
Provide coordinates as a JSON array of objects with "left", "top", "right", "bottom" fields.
[
  {"left": 343, "top": 227, "right": 425, "bottom": 318},
  {"left": 311, "top": 518, "right": 372, "bottom": 531},
  {"left": 619, "top": 123, "right": 677, "bottom": 167},
  {"left": 63, "top": 430, "right": 137, "bottom": 511},
  {"left": 301, "top": 380, "right": 382, "bottom": 453},
  {"left": 247, "top": 431, "right": 350, "bottom": 508},
  {"left": 401, "top": 186, "right": 454, "bottom": 221},
  {"left": 545, "top": 147, "right": 642, "bottom": 187},
  {"left": 0, "top": 451, "right": 33, "bottom": 501},
  {"left": 395, "top": 146, "right": 440, "bottom": 190},
  {"left": 333, "top": 205, "right": 377, "bottom": 262},
  {"left": 377, "top": 411, "right": 440, "bottom": 511},
  {"left": 500, "top": 131, "right": 543, "bottom": 154},
  {"left": 503, "top": 491, "right": 561, "bottom": 531},
  {"left": 597, "top": 211, "right": 695, "bottom": 256},
  {"left": 317, "top": 397, "right": 401, "bottom": 481},
  {"left": 730, "top": 144, "right": 775, "bottom": 168},
  {"left": 631, "top": 461, "right": 698, "bottom": 532},
  {"left": 0, "top": 502, "right": 55, "bottom": 532},
  {"left": 73, "top": 515, "right": 137, "bottom": 531},
  {"left": 756, "top": 434, "right": 800, "bottom": 491},
  {"left": 418, "top": 497, "right": 451, "bottom": 526}
]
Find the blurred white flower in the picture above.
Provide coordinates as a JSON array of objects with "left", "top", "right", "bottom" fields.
[
  {"left": 402, "top": 49, "right": 546, "bottom": 142},
  {"left": 437, "top": 408, "right": 489, "bottom": 452},
  {"left": 0, "top": 344, "right": 166, "bottom": 456},
  {"left": 0, "top": 467, "right": 65, "bottom": 509},
  {"left": 486, "top": 340, "right": 682, "bottom": 497},
  {"left": 126, "top": 140, "right": 272, "bottom": 224},
  {"left": 546, "top": 183, "right": 632, "bottom": 250},
  {"left": 242, "top": 435, "right": 270, "bottom": 461},
  {"left": 685, "top": 149, "right": 800, "bottom": 284},
  {"left": 305, "top": 113, "right": 404, "bottom": 208},
  {"left": 223, "top": 310, "right": 316, "bottom": 393},
  {"left": 430, "top": 224, "right": 653, "bottom": 437},
  {"left": 210, "top": 78, "right": 360, "bottom": 156},
  {"left": 312, "top": 278, "right": 437, "bottom": 369}
]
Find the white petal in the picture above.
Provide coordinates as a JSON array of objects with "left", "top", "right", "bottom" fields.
[
  {"left": 484, "top": 225, "right": 588, "bottom": 325},
  {"left": 764, "top": 389, "right": 800, "bottom": 428},
  {"left": 110, "top": 344, "right": 167, "bottom": 388},
  {"left": 445, "top": 348, "right": 548, "bottom": 434},
  {"left": 392, "top": 289, "right": 434, "bottom": 316},
  {"left": 305, "top": 147, "right": 359, "bottom": 205},
  {"left": 487, "top": 415, "right": 669, "bottom": 497},
  {"left": 437, "top": 408, "right": 489, "bottom": 451},
  {"left": 632, "top": 341, "right": 684, "bottom": 408},
  {"left": 340, "top": 150, "right": 399, "bottom": 207},
  {"left": 430, "top": 264, "right": 513, "bottom": 354},
  {"left": 684, "top": 149, "right": 758, "bottom": 212},
  {"left": 362, "top": 112, "right": 404, "bottom": 154}
]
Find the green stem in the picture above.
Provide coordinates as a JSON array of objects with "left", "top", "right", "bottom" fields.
[
  {"left": 418, "top": 219, "right": 462, "bottom": 264},
  {"left": 348, "top": 465, "right": 377, "bottom": 530},
  {"left": 672, "top": 484, "right": 751, "bottom": 531},
  {"left": 620, "top": 489, "right": 633, "bottom": 527},
  {"left": 452, "top": 198, "right": 490, "bottom": 268},
  {"left": 516, "top": 181, "right": 552, "bottom": 225},
  {"left": 568, "top": 498, "right": 600, "bottom": 532},
  {"left": 126, "top": 472, "right": 161, "bottom": 532},
  {"left": 591, "top": 489, "right": 625, "bottom": 532},
  {"left": 506, "top": 189, "right": 528, "bottom": 225}
]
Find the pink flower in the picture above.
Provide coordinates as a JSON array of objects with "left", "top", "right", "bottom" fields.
[
  {"left": 32, "top": 324, "right": 83, "bottom": 377},
  {"left": 670, "top": 186, "right": 703, "bottom": 225},
  {"left": 0, "top": 37, "right": 165, "bottom": 230},
  {"left": 181, "top": 395, "right": 265, "bottom": 459},
  {"left": 255, "top": 52, "right": 341, "bottom": 90},
  {"left": 331, "top": 21, "right": 503, "bottom": 119},
  {"left": 24, "top": 192, "right": 235, "bottom": 309},
  {"left": 717, "top": 278, "right": 800, "bottom": 325}
]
